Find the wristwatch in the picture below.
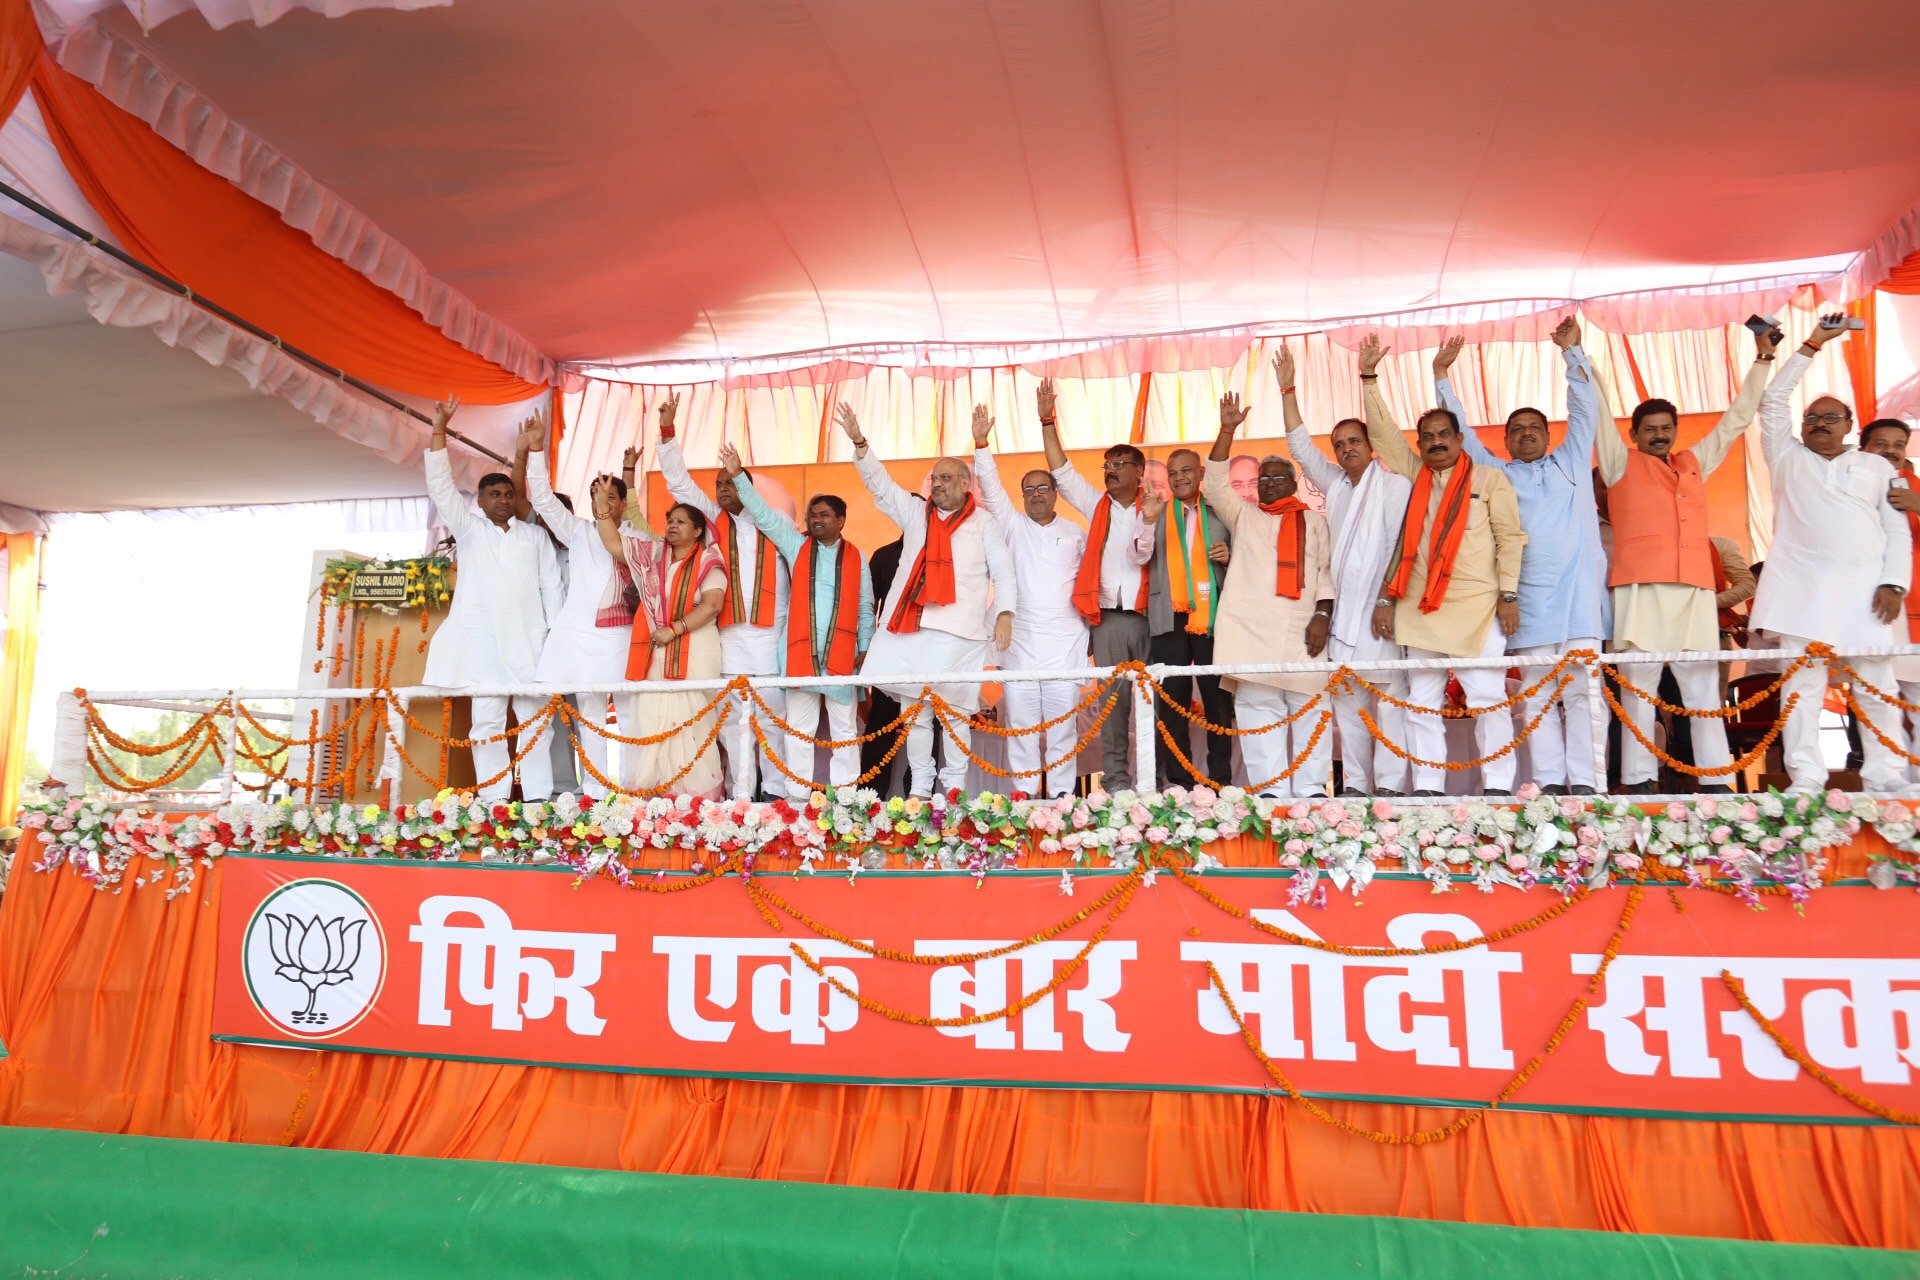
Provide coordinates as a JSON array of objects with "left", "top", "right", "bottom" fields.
[
  {"left": 1499, "top": 591, "right": 1519, "bottom": 603},
  {"left": 1375, "top": 595, "right": 1392, "bottom": 608}
]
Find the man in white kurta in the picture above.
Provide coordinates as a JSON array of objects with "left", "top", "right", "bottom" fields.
[
  {"left": 838, "top": 404, "right": 1017, "bottom": 797},
  {"left": 971, "top": 406, "right": 1090, "bottom": 797},
  {"left": 645, "top": 395, "right": 790, "bottom": 799},
  {"left": 1276, "top": 345, "right": 1413, "bottom": 794},
  {"left": 1205, "top": 397, "right": 1335, "bottom": 798},
  {"left": 522, "top": 426, "right": 629, "bottom": 799},
  {"left": 1749, "top": 320, "right": 1911, "bottom": 792},
  {"left": 420, "top": 399, "right": 562, "bottom": 800}
]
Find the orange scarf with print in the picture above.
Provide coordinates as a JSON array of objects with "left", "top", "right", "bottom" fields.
[
  {"left": 788, "top": 538, "right": 863, "bottom": 676},
  {"left": 1385, "top": 456, "right": 1473, "bottom": 614},
  {"left": 1165, "top": 498, "right": 1219, "bottom": 634},
  {"left": 713, "top": 510, "right": 777, "bottom": 629},
  {"left": 1072, "top": 494, "right": 1149, "bottom": 625}
]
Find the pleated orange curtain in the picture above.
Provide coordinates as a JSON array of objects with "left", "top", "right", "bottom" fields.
[
  {"left": 0, "top": 0, "right": 34, "bottom": 125},
  {"left": 1842, "top": 295, "right": 1877, "bottom": 422},
  {"left": 27, "top": 51, "right": 544, "bottom": 405},
  {"left": 0, "top": 533, "right": 40, "bottom": 824},
  {"left": 1878, "top": 248, "right": 1920, "bottom": 294}
]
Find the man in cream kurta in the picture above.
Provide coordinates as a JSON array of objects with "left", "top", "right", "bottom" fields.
[
  {"left": 1749, "top": 319, "right": 1911, "bottom": 791},
  {"left": 419, "top": 397, "right": 563, "bottom": 801},
  {"left": 1360, "top": 337, "right": 1527, "bottom": 795},
  {"left": 837, "top": 404, "right": 1017, "bottom": 797},
  {"left": 1206, "top": 395, "right": 1335, "bottom": 798},
  {"left": 972, "top": 406, "right": 1089, "bottom": 798}
]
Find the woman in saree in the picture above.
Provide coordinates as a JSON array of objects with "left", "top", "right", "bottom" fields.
[{"left": 593, "top": 478, "right": 729, "bottom": 796}]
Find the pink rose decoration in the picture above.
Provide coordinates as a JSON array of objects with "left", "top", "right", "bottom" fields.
[
  {"left": 1665, "top": 802, "right": 1687, "bottom": 822},
  {"left": 1473, "top": 844, "right": 1498, "bottom": 861},
  {"left": 1760, "top": 837, "right": 1786, "bottom": 854},
  {"left": 1739, "top": 803, "right": 1759, "bottom": 822},
  {"left": 1709, "top": 824, "right": 1732, "bottom": 844},
  {"left": 1825, "top": 789, "right": 1852, "bottom": 813},
  {"left": 1129, "top": 804, "right": 1151, "bottom": 826},
  {"left": 1318, "top": 801, "right": 1346, "bottom": 824},
  {"left": 1506, "top": 852, "right": 1530, "bottom": 870},
  {"left": 1615, "top": 853, "right": 1642, "bottom": 871},
  {"left": 1283, "top": 838, "right": 1309, "bottom": 857},
  {"left": 1371, "top": 798, "right": 1396, "bottom": 820},
  {"left": 1517, "top": 782, "right": 1541, "bottom": 801},
  {"left": 1279, "top": 852, "right": 1303, "bottom": 868},
  {"left": 1336, "top": 820, "right": 1363, "bottom": 839},
  {"left": 1288, "top": 802, "right": 1312, "bottom": 821},
  {"left": 1576, "top": 826, "right": 1601, "bottom": 847},
  {"left": 1696, "top": 797, "right": 1720, "bottom": 819}
]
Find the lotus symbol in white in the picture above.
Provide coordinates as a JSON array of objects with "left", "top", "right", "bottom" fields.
[{"left": 264, "top": 913, "right": 367, "bottom": 1026}]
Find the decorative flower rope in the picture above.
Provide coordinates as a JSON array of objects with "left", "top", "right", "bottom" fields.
[
  {"left": 1153, "top": 708, "right": 1334, "bottom": 793},
  {"left": 1335, "top": 655, "right": 1577, "bottom": 720},
  {"left": 925, "top": 689, "right": 1121, "bottom": 781},
  {"left": 1720, "top": 969, "right": 1920, "bottom": 1124},
  {"left": 1354, "top": 671, "right": 1572, "bottom": 773},
  {"left": 1599, "top": 680, "right": 1796, "bottom": 777},
  {"left": 1604, "top": 655, "right": 1811, "bottom": 719},
  {"left": 1140, "top": 670, "right": 1316, "bottom": 736}
]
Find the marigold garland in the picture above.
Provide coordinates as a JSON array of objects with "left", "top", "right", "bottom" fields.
[
  {"left": 923, "top": 688, "right": 1120, "bottom": 782},
  {"left": 1605, "top": 655, "right": 1810, "bottom": 719},
  {"left": 1340, "top": 655, "right": 1575, "bottom": 720},
  {"left": 1827, "top": 656, "right": 1920, "bottom": 717},
  {"left": 952, "top": 676, "right": 1115, "bottom": 741},
  {"left": 1140, "top": 670, "right": 1316, "bottom": 737},
  {"left": 747, "top": 680, "right": 933, "bottom": 749},
  {"left": 1838, "top": 684, "right": 1920, "bottom": 766},
  {"left": 1721, "top": 970, "right": 1920, "bottom": 1125},
  {"left": 1600, "top": 681, "right": 1796, "bottom": 777},
  {"left": 1154, "top": 708, "right": 1334, "bottom": 793},
  {"left": 1355, "top": 671, "right": 1571, "bottom": 772}
]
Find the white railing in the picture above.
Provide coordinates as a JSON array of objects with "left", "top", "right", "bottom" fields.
[{"left": 52, "top": 644, "right": 1920, "bottom": 805}]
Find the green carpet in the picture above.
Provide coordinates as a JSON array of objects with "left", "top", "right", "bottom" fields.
[{"left": 2, "top": 1125, "right": 1914, "bottom": 1278}]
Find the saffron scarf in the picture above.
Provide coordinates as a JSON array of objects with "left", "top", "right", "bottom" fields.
[
  {"left": 1165, "top": 499, "right": 1219, "bottom": 634},
  {"left": 624, "top": 535, "right": 726, "bottom": 680},
  {"left": 887, "top": 493, "right": 976, "bottom": 635},
  {"left": 1071, "top": 494, "right": 1149, "bottom": 625},
  {"left": 788, "top": 538, "right": 862, "bottom": 677},
  {"left": 713, "top": 511, "right": 777, "bottom": 629},
  {"left": 1259, "top": 494, "right": 1310, "bottom": 599},
  {"left": 1902, "top": 469, "right": 1920, "bottom": 641},
  {"left": 1385, "top": 456, "right": 1474, "bottom": 615}
]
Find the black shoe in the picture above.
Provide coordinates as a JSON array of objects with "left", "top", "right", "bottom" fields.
[
  {"left": 1570, "top": 785, "right": 1596, "bottom": 796},
  {"left": 1484, "top": 788, "right": 1513, "bottom": 797},
  {"left": 1412, "top": 789, "right": 1443, "bottom": 798},
  {"left": 1339, "top": 787, "right": 1366, "bottom": 798},
  {"left": 1375, "top": 788, "right": 1403, "bottom": 798},
  {"left": 1695, "top": 783, "right": 1734, "bottom": 794},
  {"left": 1540, "top": 783, "right": 1568, "bottom": 796},
  {"left": 1620, "top": 782, "right": 1658, "bottom": 795}
]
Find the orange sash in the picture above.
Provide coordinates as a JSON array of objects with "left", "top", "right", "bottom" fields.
[
  {"left": 713, "top": 511, "right": 777, "bottom": 629},
  {"left": 625, "top": 544, "right": 722, "bottom": 681},
  {"left": 1901, "top": 470, "right": 1920, "bottom": 642},
  {"left": 788, "top": 538, "right": 863, "bottom": 677},
  {"left": 1072, "top": 494, "right": 1149, "bottom": 625},
  {"left": 1165, "top": 499, "right": 1218, "bottom": 634},
  {"left": 887, "top": 494, "right": 976, "bottom": 635},
  {"left": 1260, "top": 495, "right": 1310, "bottom": 599},
  {"left": 1385, "top": 456, "right": 1474, "bottom": 615}
]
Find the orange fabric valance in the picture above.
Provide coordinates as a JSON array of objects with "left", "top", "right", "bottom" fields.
[
  {"left": 27, "top": 52, "right": 544, "bottom": 405},
  {"left": 1, "top": 841, "right": 1916, "bottom": 1250},
  {"left": 0, "top": 0, "right": 31, "bottom": 127}
]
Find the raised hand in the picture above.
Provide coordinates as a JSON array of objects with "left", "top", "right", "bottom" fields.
[
  {"left": 971, "top": 404, "right": 994, "bottom": 448},
  {"left": 431, "top": 395, "right": 461, "bottom": 433},
  {"left": 1755, "top": 322, "right": 1783, "bottom": 360},
  {"left": 1271, "top": 343, "right": 1296, "bottom": 391},
  {"left": 1432, "top": 335, "right": 1464, "bottom": 376},
  {"left": 621, "top": 443, "right": 641, "bottom": 474},
  {"left": 1036, "top": 377, "right": 1057, "bottom": 423},
  {"left": 1804, "top": 313, "right": 1854, "bottom": 349},
  {"left": 1139, "top": 484, "right": 1165, "bottom": 522},
  {"left": 516, "top": 412, "right": 547, "bottom": 454},
  {"left": 1551, "top": 316, "right": 1579, "bottom": 350},
  {"left": 1220, "top": 390, "right": 1252, "bottom": 432},
  {"left": 1358, "top": 333, "right": 1389, "bottom": 376},
  {"left": 589, "top": 475, "right": 618, "bottom": 519},
  {"left": 834, "top": 402, "right": 865, "bottom": 445},
  {"left": 717, "top": 442, "right": 745, "bottom": 476},
  {"left": 657, "top": 392, "right": 681, "bottom": 440}
]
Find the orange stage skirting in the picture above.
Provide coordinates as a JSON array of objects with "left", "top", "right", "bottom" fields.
[{"left": 1, "top": 832, "right": 1916, "bottom": 1250}]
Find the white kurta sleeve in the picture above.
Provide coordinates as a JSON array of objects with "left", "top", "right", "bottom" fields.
[
  {"left": 536, "top": 532, "right": 563, "bottom": 627},
  {"left": 424, "top": 449, "right": 476, "bottom": 540},
  {"left": 971, "top": 447, "right": 1017, "bottom": 524},
  {"left": 1050, "top": 459, "right": 1106, "bottom": 519},
  {"left": 1878, "top": 475, "right": 1912, "bottom": 593},
  {"left": 657, "top": 437, "right": 721, "bottom": 521},
  {"left": 525, "top": 450, "right": 596, "bottom": 551},
  {"left": 853, "top": 446, "right": 925, "bottom": 532},
  {"left": 733, "top": 473, "right": 805, "bottom": 566},
  {"left": 1201, "top": 458, "right": 1245, "bottom": 535},
  {"left": 1284, "top": 424, "right": 1348, "bottom": 501},
  {"left": 1556, "top": 347, "right": 1602, "bottom": 467},
  {"left": 984, "top": 513, "right": 1019, "bottom": 619}
]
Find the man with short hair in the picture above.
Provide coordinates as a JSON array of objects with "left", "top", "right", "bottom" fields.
[
  {"left": 1595, "top": 328, "right": 1775, "bottom": 792},
  {"left": 1861, "top": 417, "right": 1920, "bottom": 776},
  {"left": 1432, "top": 317, "right": 1608, "bottom": 794},
  {"left": 1146, "top": 446, "right": 1235, "bottom": 787},
  {"left": 1360, "top": 335, "right": 1528, "bottom": 795},
  {"left": 1043, "top": 379, "right": 1156, "bottom": 791},
  {"left": 972, "top": 405, "right": 1089, "bottom": 797},
  {"left": 1207, "top": 394, "right": 1335, "bottom": 797},
  {"left": 837, "top": 404, "right": 1017, "bottom": 797},
  {"left": 640, "top": 393, "right": 790, "bottom": 799},
  {"left": 420, "top": 396, "right": 562, "bottom": 801},
  {"left": 717, "top": 444, "right": 874, "bottom": 797},
  {"left": 1750, "top": 320, "right": 1910, "bottom": 792},
  {"left": 1276, "top": 344, "right": 1413, "bottom": 795}
]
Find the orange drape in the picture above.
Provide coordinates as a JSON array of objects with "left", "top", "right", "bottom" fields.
[
  {"left": 27, "top": 53, "right": 544, "bottom": 405},
  {"left": 0, "top": 533, "right": 39, "bottom": 823},
  {"left": 1, "top": 837, "right": 1915, "bottom": 1249},
  {"left": 1879, "top": 248, "right": 1920, "bottom": 295},
  {"left": 0, "top": 0, "right": 33, "bottom": 126},
  {"left": 1843, "top": 295, "right": 1878, "bottom": 423}
]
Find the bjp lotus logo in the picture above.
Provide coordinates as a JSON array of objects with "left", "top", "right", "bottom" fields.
[{"left": 242, "top": 879, "right": 386, "bottom": 1040}]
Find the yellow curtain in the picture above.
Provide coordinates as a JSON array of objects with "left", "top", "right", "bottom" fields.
[{"left": 0, "top": 532, "right": 41, "bottom": 823}]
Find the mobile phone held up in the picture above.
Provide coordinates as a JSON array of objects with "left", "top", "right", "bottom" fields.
[{"left": 1818, "top": 313, "right": 1868, "bottom": 332}]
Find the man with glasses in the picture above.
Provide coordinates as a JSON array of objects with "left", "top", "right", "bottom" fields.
[
  {"left": 972, "top": 403, "right": 1090, "bottom": 797},
  {"left": 1748, "top": 318, "right": 1910, "bottom": 792},
  {"left": 1044, "top": 380, "right": 1157, "bottom": 791},
  {"left": 1594, "top": 327, "right": 1776, "bottom": 793}
]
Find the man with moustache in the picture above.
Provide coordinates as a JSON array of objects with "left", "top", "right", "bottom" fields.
[
  {"left": 1146, "top": 446, "right": 1235, "bottom": 787},
  {"left": 1860, "top": 417, "right": 1920, "bottom": 777}
]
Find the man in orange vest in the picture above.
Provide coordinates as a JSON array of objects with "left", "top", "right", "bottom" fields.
[
  {"left": 1861, "top": 417, "right": 1920, "bottom": 783},
  {"left": 717, "top": 445, "right": 874, "bottom": 799},
  {"left": 1592, "top": 327, "right": 1776, "bottom": 792},
  {"left": 639, "top": 395, "right": 791, "bottom": 799}
]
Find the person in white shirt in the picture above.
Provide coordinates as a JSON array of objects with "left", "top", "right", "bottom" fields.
[
  {"left": 517, "top": 416, "right": 630, "bottom": 799},
  {"left": 1041, "top": 378, "right": 1156, "bottom": 791},
  {"left": 837, "top": 403, "right": 1018, "bottom": 797},
  {"left": 971, "top": 404, "right": 1090, "bottom": 797},
  {"left": 1275, "top": 344, "right": 1414, "bottom": 795},
  {"left": 1859, "top": 418, "right": 1920, "bottom": 780},
  {"left": 418, "top": 397, "right": 562, "bottom": 800},
  {"left": 637, "top": 394, "right": 790, "bottom": 799},
  {"left": 1749, "top": 316, "right": 1911, "bottom": 792}
]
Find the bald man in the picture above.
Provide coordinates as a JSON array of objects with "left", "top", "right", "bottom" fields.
[{"left": 837, "top": 404, "right": 1017, "bottom": 797}]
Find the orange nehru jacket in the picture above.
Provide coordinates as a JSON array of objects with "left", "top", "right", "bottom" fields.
[{"left": 1606, "top": 448, "right": 1715, "bottom": 590}]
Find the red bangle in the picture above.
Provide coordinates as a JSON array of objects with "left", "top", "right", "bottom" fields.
[{"left": 1280, "top": 385, "right": 1296, "bottom": 395}]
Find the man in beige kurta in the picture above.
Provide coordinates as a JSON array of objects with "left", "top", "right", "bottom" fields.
[
  {"left": 1206, "top": 394, "right": 1335, "bottom": 797},
  {"left": 1360, "top": 337, "right": 1527, "bottom": 795}
]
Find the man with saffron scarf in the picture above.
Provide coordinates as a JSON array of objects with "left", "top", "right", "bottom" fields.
[
  {"left": 1359, "top": 335, "right": 1528, "bottom": 796},
  {"left": 1146, "top": 446, "right": 1235, "bottom": 787},
  {"left": 1276, "top": 342, "right": 1413, "bottom": 796},
  {"left": 718, "top": 444, "right": 875, "bottom": 798},
  {"left": 1432, "top": 317, "right": 1608, "bottom": 795},
  {"left": 420, "top": 396, "right": 562, "bottom": 801},
  {"left": 638, "top": 393, "right": 790, "bottom": 800},
  {"left": 837, "top": 404, "right": 1017, "bottom": 798},
  {"left": 1206, "top": 393, "right": 1335, "bottom": 798},
  {"left": 1861, "top": 417, "right": 1920, "bottom": 779},
  {"left": 972, "top": 404, "right": 1089, "bottom": 798},
  {"left": 1750, "top": 318, "right": 1910, "bottom": 792},
  {"left": 1042, "top": 378, "right": 1157, "bottom": 791}
]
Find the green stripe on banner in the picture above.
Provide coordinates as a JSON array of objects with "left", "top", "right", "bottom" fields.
[{"left": 1, "top": 1126, "right": 1914, "bottom": 1279}]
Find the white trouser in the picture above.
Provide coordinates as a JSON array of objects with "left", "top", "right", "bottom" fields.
[
  {"left": 780, "top": 691, "right": 859, "bottom": 799},
  {"left": 904, "top": 698, "right": 972, "bottom": 797},
  {"left": 1405, "top": 629, "right": 1514, "bottom": 793},
  {"left": 1775, "top": 634, "right": 1903, "bottom": 791},
  {"left": 1617, "top": 651, "right": 1730, "bottom": 786},
  {"left": 1511, "top": 638, "right": 1603, "bottom": 790},
  {"left": 470, "top": 694, "right": 553, "bottom": 801},
  {"left": 1328, "top": 636, "right": 1410, "bottom": 793},
  {"left": 563, "top": 692, "right": 615, "bottom": 800},
  {"left": 1236, "top": 684, "right": 1331, "bottom": 798},
  {"left": 1002, "top": 678, "right": 1082, "bottom": 797},
  {"left": 717, "top": 684, "right": 784, "bottom": 799}
]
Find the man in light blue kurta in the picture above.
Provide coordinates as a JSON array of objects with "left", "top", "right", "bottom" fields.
[
  {"left": 728, "top": 455, "right": 875, "bottom": 797},
  {"left": 1433, "top": 317, "right": 1608, "bottom": 793}
]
